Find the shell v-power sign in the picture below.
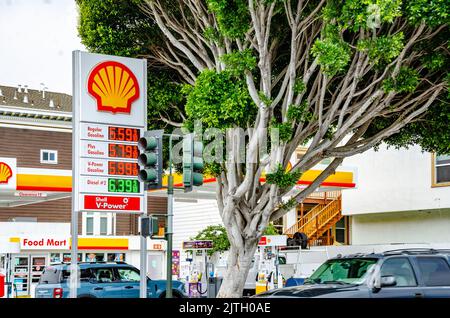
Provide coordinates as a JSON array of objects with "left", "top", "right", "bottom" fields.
[{"left": 72, "top": 51, "right": 147, "bottom": 214}]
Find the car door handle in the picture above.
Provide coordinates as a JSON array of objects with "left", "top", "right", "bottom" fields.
[
  {"left": 124, "top": 286, "right": 134, "bottom": 289},
  {"left": 94, "top": 287, "right": 104, "bottom": 291},
  {"left": 415, "top": 292, "right": 424, "bottom": 298}
]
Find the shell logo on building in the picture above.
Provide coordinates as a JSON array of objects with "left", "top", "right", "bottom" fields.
[
  {"left": 0, "top": 162, "right": 13, "bottom": 184},
  {"left": 87, "top": 61, "right": 140, "bottom": 114}
]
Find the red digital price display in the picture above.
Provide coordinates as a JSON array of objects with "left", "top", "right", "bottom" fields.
[
  {"left": 108, "top": 161, "right": 139, "bottom": 176},
  {"left": 108, "top": 126, "right": 140, "bottom": 142},
  {"left": 108, "top": 143, "right": 139, "bottom": 159}
]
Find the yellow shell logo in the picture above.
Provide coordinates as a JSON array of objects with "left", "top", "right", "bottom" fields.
[
  {"left": 88, "top": 61, "right": 140, "bottom": 114},
  {"left": 0, "top": 162, "right": 13, "bottom": 184}
]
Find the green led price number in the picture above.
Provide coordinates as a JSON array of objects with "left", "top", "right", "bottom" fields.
[{"left": 108, "top": 178, "right": 140, "bottom": 193}]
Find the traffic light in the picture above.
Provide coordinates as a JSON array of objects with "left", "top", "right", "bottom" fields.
[
  {"left": 138, "top": 130, "right": 163, "bottom": 190},
  {"left": 141, "top": 216, "right": 159, "bottom": 238},
  {"left": 182, "top": 133, "right": 204, "bottom": 192}
]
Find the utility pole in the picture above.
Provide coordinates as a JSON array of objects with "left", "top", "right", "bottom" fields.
[{"left": 166, "top": 134, "right": 179, "bottom": 298}]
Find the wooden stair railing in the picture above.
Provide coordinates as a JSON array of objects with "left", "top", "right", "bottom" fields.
[{"left": 284, "top": 193, "right": 342, "bottom": 245}]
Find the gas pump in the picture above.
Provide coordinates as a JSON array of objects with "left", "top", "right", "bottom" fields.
[
  {"left": 182, "top": 240, "right": 213, "bottom": 298},
  {"left": 255, "top": 235, "right": 287, "bottom": 294}
]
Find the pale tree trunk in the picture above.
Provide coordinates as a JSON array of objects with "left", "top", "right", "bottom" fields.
[{"left": 217, "top": 239, "right": 259, "bottom": 298}]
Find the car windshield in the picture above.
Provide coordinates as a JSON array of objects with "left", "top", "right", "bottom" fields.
[{"left": 304, "top": 258, "right": 378, "bottom": 285}]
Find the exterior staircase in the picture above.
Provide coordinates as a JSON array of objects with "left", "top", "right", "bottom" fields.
[{"left": 284, "top": 191, "right": 342, "bottom": 246}]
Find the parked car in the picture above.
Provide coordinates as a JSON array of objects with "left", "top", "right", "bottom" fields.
[
  {"left": 35, "top": 262, "right": 186, "bottom": 298},
  {"left": 254, "top": 249, "right": 450, "bottom": 298}
]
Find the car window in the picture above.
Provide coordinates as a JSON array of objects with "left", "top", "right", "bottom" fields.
[
  {"left": 416, "top": 257, "right": 450, "bottom": 286},
  {"left": 39, "top": 267, "right": 61, "bottom": 284},
  {"left": 305, "top": 258, "right": 378, "bottom": 284},
  {"left": 61, "top": 269, "right": 93, "bottom": 282},
  {"left": 117, "top": 268, "right": 140, "bottom": 282},
  {"left": 380, "top": 257, "right": 417, "bottom": 287},
  {"left": 92, "top": 268, "right": 117, "bottom": 283}
]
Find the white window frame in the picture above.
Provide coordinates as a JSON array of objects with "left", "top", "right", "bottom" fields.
[
  {"left": 40, "top": 149, "right": 58, "bottom": 164},
  {"left": 82, "top": 212, "right": 115, "bottom": 236}
]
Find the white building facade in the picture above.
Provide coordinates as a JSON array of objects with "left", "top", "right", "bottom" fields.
[{"left": 342, "top": 144, "right": 450, "bottom": 244}]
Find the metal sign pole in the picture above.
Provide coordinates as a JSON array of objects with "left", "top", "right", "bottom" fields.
[
  {"left": 70, "top": 51, "right": 80, "bottom": 299},
  {"left": 166, "top": 134, "right": 175, "bottom": 298},
  {"left": 140, "top": 215, "right": 147, "bottom": 298}
]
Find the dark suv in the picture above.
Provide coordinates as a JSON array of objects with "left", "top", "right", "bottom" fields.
[
  {"left": 35, "top": 262, "right": 186, "bottom": 298},
  {"left": 255, "top": 249, "right": 450, "bottom": 298}
]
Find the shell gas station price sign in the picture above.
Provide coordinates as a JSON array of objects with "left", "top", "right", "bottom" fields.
[{"left": 73, "top": 51, "right": 147, "bottom": 214}]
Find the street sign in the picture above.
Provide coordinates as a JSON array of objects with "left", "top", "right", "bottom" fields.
[{"left": 182, "top": 240, "right": 214, "bottom": 250}]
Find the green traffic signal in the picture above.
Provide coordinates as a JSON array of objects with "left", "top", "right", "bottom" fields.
[
  {"left": 137, "top": 131, "right": 163, "bottom": 189},
  {"left": 138, "top": 168, "right": 157, "bottom": 183},
  {"left": 138, "top": 152, "right": 157, "bottom": 166},
  {"left": 182, "top": 134, "right": 204, "bottom": 191},
  {"left": 138, "top": 136, "right": 157, "bottom": 151}
]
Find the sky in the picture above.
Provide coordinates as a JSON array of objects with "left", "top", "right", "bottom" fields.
[{"left": 0, "top": 0, "right": 85, "bottom": 94}]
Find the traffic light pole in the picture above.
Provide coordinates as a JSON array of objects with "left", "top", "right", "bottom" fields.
[{"left": 165, "top": 134, "right": 177, "bottom": 298}]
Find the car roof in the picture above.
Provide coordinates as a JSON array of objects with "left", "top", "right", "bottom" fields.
[{"left": 327, "top": 248, "right": 450, "bottom": 261}]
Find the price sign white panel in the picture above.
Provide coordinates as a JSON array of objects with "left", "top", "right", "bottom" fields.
[
  {"left": 80, "top": 123, "right": 109, "bottom": 141},
  {"left": 73, "top": 50, "right": 147, "bottom": 217},
  {"left": 76, "top": 52, "right": 147, "bottom": 127}
]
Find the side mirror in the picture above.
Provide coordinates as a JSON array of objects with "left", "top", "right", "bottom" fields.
[
  {"left": 89, "top": 277, "right": 97, "bottom": 284},
  {"left": 380, "top": 275, "right": 397, "bottom": 287}
]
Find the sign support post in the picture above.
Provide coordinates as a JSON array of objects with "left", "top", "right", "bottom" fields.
[
  {"left": 139, "top": 215, "right": 147, "bottom": 298},
  {"left": 165, "top": 134, "right": 179, "bottom": 298}
]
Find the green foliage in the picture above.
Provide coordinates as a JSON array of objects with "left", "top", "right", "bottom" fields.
[
  {"left": 311, "top": 37, "right": 351, "bottom": 77},
  {"left": 184, "top": 70, "right": 257, "bottom": 128},
  {"left": 338, "top": 0, "right": 402, "bottom": 31},
  {"left": 258, "top": 92, "right": 273, "bottom": 107},
  {"left": 422, "top": 53, "right": 447, "bottom": 72},
  {"left": 193, "top": 225, "right": 230, "bottom": 255},
  {"left": 266, "top": 164, "right": 302, "bottom": 188},
  {"left": 221, "top": 49, "right": 257, "bottom": 75},
  {"left": 270, "top": 119, "right": 293, "bottom": 142},
  {"left": 77, "top": 0, "right": 157, "bottom": 57},
  {"left": 263, "top": 223, "right": 280, "bottom": 235},
  {"left": 406, "top": 0, "right": 449, "bottom": 27},
  {"left": 204, "top": 27, "right": 223, "bottom": 43},
  {"left": 293, "top": 78, "right": 306, "bottom": 94},
  {"left": 206, "top": 0, "right": 250, "bottom": 38},
  {"left": 287, "top": 101, "right": 314, "bottom": 123},
  {"left": 357, "top": 33, "right": 404, "bottom": 66},
  {"left": 193, "top": 223, "right": 280, "bottom": 255},
  {"left": 204, "top": 162, "right": 224, "bottom": 177},
  {"left": 383, "top": 67, "right": 420, "bottom": 93},
  {"left": 367, "top": 99, "right": 450, "bottom": 155}
]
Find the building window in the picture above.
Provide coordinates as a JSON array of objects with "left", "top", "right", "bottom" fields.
[
  {"left": 100, "top": 216, "right": 108, "bottom": 235},
  {"left": 83, "top": 212, "right": 115, "bottom": 236},
  {"left": 432, "top": 153, "right": 450, "bottom": 187},
  {"left": 86, "top": 213, "right": 94, "bottom": 236},
  {"left": 40, "top": 150, "right": 58, "bottom": 164}
]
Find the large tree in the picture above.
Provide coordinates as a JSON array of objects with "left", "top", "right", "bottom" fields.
[{"left": 78, "top": 0, "right": 449, "bottom": 297}]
